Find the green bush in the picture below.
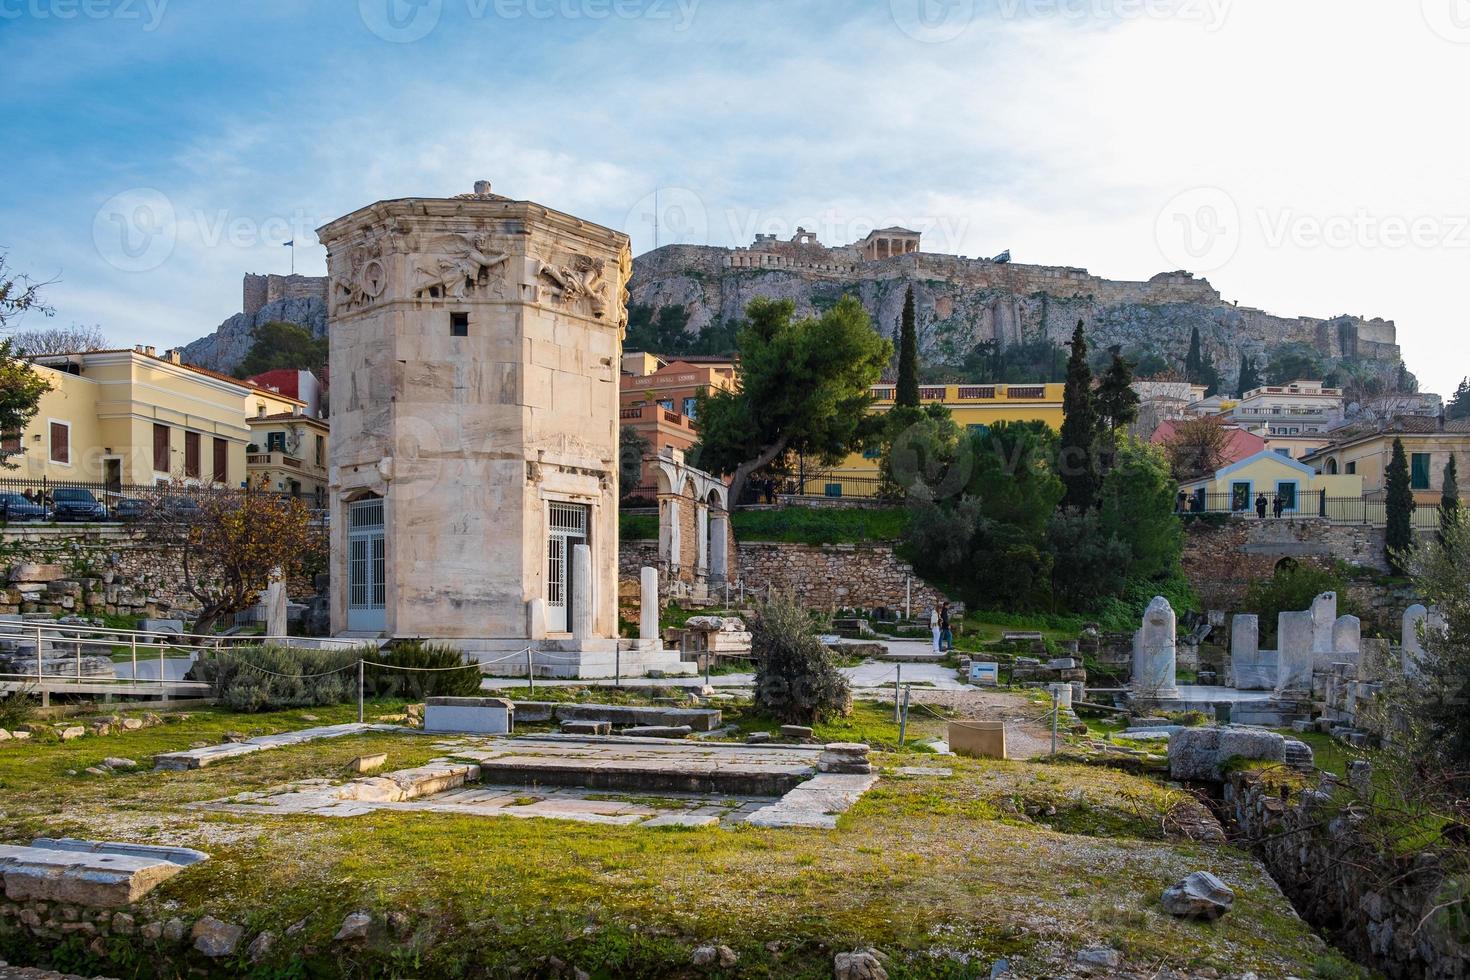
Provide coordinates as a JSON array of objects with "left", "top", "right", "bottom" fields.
[
  {"left": 1243, "top": 564, "right": 1356, "bottom": 645},
  {"left": 365, "top": 641, "right": 484, "bottom": 701},
  {"left": 0, "top": 686, "right": 38, "bottom": 730},
  {"left": 188, "top": 646, "right": 359, "bottom": 713},
  {"left": 189, "top": 642, "right": 484, "bottom": 712},
  {"left": 752, "top": 595, "right": 851, "bottom": 724},
  {"left": 619, "top": 513, "right": 658, "bottom": 541},
  {"left": 732, "top": 507, "right": 908, "bottom": 545}
]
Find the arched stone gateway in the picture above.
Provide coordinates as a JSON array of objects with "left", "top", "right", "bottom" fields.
[{"left": 645, "top": 449, "right": 730, "bottom": 598}]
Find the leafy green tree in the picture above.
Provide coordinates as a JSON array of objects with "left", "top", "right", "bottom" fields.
[
  {"left": 0, "top": 253, "right": 53, "bottom": 328},
  {"left": 618, "top": 425, "right": 649, "bottom": 491},
  {"left": 696, "top": 297, "right": 891, "bottom": 505},
  {"left": 953, "top": 338, "right": 1068, "bottom": 384},
  {"left": 1244, "top": 563, "right": 1355, "bottom": 646},
  {"left": 1058, "top": 321, "right": 1099, "bottom": 509},
  {"left": 0, "top": 341, "right": 52, "bottom": 469},
  {"left": 1440, "top": 456, "right": 1461, "bottom": 549},
  {"left": 0, "top": 256, "right": 56, "bottom": 468},
  {"left": 1391, "top": 515, "right": 1470, "bottom": 801},
  {"left": 1047, "top": 508, "right": 1129, "bottom": 611},
  {"left": 902, "top": 421, "right": 1064, "bottom": 608},
  {"left": 1265, "top": 343, "right": 1324, "bottom": 386},
  {"left": 751, "top": 593, "right": 851, "bottom": 724},
  {"left": 1095, "top": 352, "right": 1140, "bottom": 434},
  {"left": 895, "top": 286, "right": 920, "bottom": 409},
  {"left": 880, "top": 407, "right": 964, "bottom": 502},
  {"left": 624, "top": 303, "right": 691, "bottom": 353},
  {"left": 1386, "top": 437, "right": 1414, "bottom": 574},
  {"left": 1448, "top": 377, "right": 1470, "bottom": 421},
  {"left": 236, "top": 321, "right": 327, "bottom": 378},
  {"left": 1237, "top": 353, "right": 1263, "bottom": 396},
  {"left": 1098, "top": 438, "right": 1181, "bottom": 581}
]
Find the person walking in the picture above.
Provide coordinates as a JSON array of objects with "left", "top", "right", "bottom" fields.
[
  {"left": 939, "top": 603, "right": 953, "bottom": 652},
  {"left": 1272, "top": 493, "right": 1285, "bottom": 519},
  {"left": 1255, "top": 492, "right": 1268, "bottom": 519},
  {"left": 929, "top": 605, "right": 941, "bottom": 653}
]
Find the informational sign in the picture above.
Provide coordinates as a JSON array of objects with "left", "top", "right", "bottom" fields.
[{"left": 969, "top": 662, "right": 999, "bottom": 686}]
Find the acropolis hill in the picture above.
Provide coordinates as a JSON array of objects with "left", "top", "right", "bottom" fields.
[{"left": 628, "top": 227, "right": 1403, "bottom": 390}]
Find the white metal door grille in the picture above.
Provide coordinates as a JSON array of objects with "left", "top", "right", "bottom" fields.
[
  {"left": 546, "top": 503, "right": 588, "bottom": 633},
  {"left": 348, "top": 497, "right": 386, "bottom": 631}
]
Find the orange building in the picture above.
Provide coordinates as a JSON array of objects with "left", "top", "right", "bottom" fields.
[{"left": 619, "top": 355, "right": 738, "bottom": 489}]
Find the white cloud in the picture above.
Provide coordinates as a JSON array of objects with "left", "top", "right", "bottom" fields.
[{"left": 8, "top": 0, "right": 1468, "bottom": 394}]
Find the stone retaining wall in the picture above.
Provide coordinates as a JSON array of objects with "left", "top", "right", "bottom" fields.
[
  {"left": 733, "top": 541, "right": 954, "bottom": 614},
  {"left": 1224, "top": 769, "right": 1468, "bottom": 978},
  {"left": 1182, "top": 518, "right": 1404, "bottom": 634}
]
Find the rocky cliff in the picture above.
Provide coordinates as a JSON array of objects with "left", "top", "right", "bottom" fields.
[
  {"left": 629, "top": 243, "right": 1404, "bottom": 390},
  {"left": 180, "top": 294, "right": 327, "bottom": 374}
]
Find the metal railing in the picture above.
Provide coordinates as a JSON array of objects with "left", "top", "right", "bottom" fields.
[
  {"left": 1179, "top": 491, "right": 1443, "bottom": 529},
  {"left": 0, "top": 618, "right": 321, "bottom": 693}
]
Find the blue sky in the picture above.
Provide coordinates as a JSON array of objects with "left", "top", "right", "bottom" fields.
[{"left": 3, "top": 0, "right": 1468, "bottom": 395}]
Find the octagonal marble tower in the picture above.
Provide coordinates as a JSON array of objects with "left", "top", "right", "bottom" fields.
[{"left": 319, "top": 183, "right": 688, "bottom": 678}]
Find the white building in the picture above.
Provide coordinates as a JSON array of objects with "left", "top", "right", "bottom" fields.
[{"left": 1230, "top": 380, "right": 1344, "bottom": 459}]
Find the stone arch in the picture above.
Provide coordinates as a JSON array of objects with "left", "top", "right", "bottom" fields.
[
  {"left": 1325, "top": 458, "right": 1339, "bottom": 475},
  {"left": 1275, "top": 557, "right": 1299, "bottom": 574}
]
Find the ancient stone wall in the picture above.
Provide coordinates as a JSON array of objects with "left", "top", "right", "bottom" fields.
[
  {"left": 242, "top": 273, "right": 329, "bottom": 317},
  {"left": 618, "top": 538, "right": 955, "bottom": 613},
  {"left": 1224, "top": 769, "right": 1468, "bottom": 978},
  {"left": 0, "top": 526, "right": 318, "bottom": 621},
  {"left": 733, "top": 542, "right": 953, "bottom": 614},
  {"left": 1181, "top": 518, "right": 1390, "bottom": 615}
]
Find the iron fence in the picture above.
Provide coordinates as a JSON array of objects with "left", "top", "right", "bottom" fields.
[
  {"left": 737, "top": 471, "right": 894, "bottom": 506},
  {"left": 1180, "top": 490, "right": 1443, "bottom": 530},
  {"left": 0, "top": 476, "right": 329, "bottom": 530}
]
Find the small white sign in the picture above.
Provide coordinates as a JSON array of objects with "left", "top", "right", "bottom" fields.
[{"left": 969, "top": 662, "right": 999, "bottom": 686}]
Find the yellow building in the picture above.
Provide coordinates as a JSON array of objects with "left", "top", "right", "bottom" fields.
[
  {"left": 1180, "top": 449, "right": 1363, "bottom": 516},
  {"left": 1302, "top": 418, "right": 1470, "bottom": 505},
  {"left": 5, "top": 347, "right": 319, "bottom": 494},
  {"left": 246, "top": 410, "right": 329, "bottom": 504},
  {"left": 822, "top": 382, "right": 1065, "bottom": 496}
]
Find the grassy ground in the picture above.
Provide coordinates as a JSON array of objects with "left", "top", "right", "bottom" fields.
[
  {"left": 0, "top": 702, "right": 1365, "bottom": 979},
  {"left": 729, "top": 508, "right": 908, "bottom": 545}
]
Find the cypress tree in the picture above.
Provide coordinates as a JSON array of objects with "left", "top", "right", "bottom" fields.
[
  {"left": 895, "top": 286, "right": 920, "bottom": 409},
  {"left": 1385, "top": 437, "right": 1414, "bottom": 574},
  {"left": 1237, "top": 353, "right": 1263, "bottom": 396},
  {"left": 1184, "top": 326, "right": 1203, "bottom": 380},
  {"left": 1096, "top": 352, "right": 1140, "bottom": 434},
  {"left": 1440, "top": 456, "right": 1461, "bottom": 548},
  {"left": 1059, "top": 320, "right": 1100, "bottom": 509}
]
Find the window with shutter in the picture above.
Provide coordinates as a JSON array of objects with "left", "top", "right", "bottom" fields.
[
  {"left": 153, "top": 424, "right": 169, "bottom": 473},
  {"left": 49, "top": 422, "right": 69, "bottom": 464},
  {"left": 184, "top": 431, "right": 201, "bottom": 478},
  {"left": 213, "top": 438, "right": 228, "bottom": 483}
]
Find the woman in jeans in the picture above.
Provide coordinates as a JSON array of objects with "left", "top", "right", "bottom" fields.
[{"left": 929, "top": 605, "right": 941, "bottom": 653}]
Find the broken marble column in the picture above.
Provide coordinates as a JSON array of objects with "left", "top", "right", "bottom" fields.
[
  {"left": 1131, "top": 596, "right": 1179, "bottom": 698},
  {"left": 1310, "top": 592, "right": 1337, "bottom": 660},
  {"left": 1332, "top": 615, "right": 1362, "bottom": 667},
  {"left": 572, "top": 544, "right": 594, "bottom": 642},
  {"left": 639, "top": 566, "right": 659, "bottom": 642},
  {"left": 1229, "top": 614, "right": 1273, "bottom": 690},
  {"left": 1275, "top": 610, "right": 1315, "bottom": 695},
  {"left": 1401, "top": 604, "right": 1446, "bottom": 679},
  {"left": 265, "top": 566, "right": 288, "bottom": 639}
]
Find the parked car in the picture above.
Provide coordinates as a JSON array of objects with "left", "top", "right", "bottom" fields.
[
  {"left": 112, "top": 497, "right": 150, "bottom": 522},
  {"left": 0, "top": 492, "right": 49, "bottom": 522},
  {"left": 51, "top": 487, "right": 108, "bottom": 522},
  {"left": 155, "top": 494, "right": 203, "bottom": 521}
]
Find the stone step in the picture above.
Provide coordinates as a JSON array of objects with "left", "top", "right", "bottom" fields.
[
  {"left": 0, "top": 838, "right": 208, "bottom": 907},
  {"left": 472, "top": 753, "right": 809, "bottom": 796}
]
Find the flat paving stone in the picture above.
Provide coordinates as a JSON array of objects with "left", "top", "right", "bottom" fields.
[
  {"left": 199, "top": 735, "right": 878, "bottom": 830},
  {"left": 154, "top": 724, "right": 375, "bottom": 771}
]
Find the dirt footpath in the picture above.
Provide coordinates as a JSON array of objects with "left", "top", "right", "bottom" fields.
[{"left": 906, "top": 686, "right": 1058, "bottom": 759}]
